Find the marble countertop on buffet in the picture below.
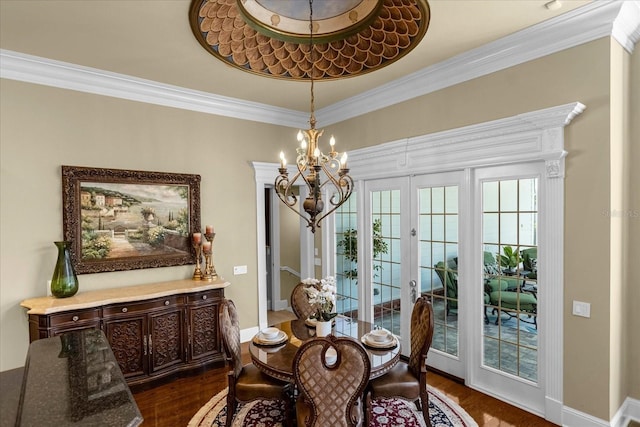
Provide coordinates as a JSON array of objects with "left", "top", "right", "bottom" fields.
[{"left": 21, "top": 278, "right": 230, "bottom": 315}]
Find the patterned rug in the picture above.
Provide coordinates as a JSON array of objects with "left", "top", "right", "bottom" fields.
[{"left": 188, "top": 386, "right": 477, "bottom": 427}]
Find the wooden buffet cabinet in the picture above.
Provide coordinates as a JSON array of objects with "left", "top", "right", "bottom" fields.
[{"left": 20, "top": 278, "right": 229, "bottom": 388}]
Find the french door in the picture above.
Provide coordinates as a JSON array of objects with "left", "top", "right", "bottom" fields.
[
  {"left": 335, "top": 165, "right": 545, "bottom": 413},
  {"left": 357, "top": 173, "right": 466, "bottom": 379},
  {"left": 470, "top": 164, "right": 544, "bottom": 414},
  {"left": 410, "top": 172, "right": 466, "bottom": 378}
]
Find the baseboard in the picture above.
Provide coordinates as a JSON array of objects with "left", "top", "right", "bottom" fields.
[
  {"left": 563, "top": 406, "right": 610, "bottom": 427},
  {"left": 426, "top": 364, "right": 464, "bottom": 385},
  {"left": 273, "top": 299, "right": 290, "bottom": 311},
  {"left": 612, "top": 397, "right": 640, "bottom": 427},
  {"left": 240, "top": 326, "right": 260, "bottom": 344},
  {"left": 545, "top": 396, "right": 563, "bottom": 425},
  {"left": 563, "top": 398, "right": 640, "bottom": 427}
]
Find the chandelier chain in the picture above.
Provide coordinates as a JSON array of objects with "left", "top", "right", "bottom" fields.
[
  {"left": 274, "top": 0, "right": 353, "bottom": 233},
  {"left": 309, "top": 0, "right": 316, "bottom": 128}
]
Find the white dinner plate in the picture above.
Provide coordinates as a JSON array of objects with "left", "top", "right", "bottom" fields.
[
  {"left": 253, "top": 330, "right": 288, "bottom": 346},
  {"left": 361, "top": 333, "right": 397, "bottom": 349}
]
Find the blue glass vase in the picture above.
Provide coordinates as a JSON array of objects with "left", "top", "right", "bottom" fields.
[{"left": 51, "top": 241, "right": 79, "bottom": 298}]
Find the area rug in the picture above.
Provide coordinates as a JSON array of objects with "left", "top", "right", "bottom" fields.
[{"left": 188, "top": 386, "right": 477, "bottom": 427}]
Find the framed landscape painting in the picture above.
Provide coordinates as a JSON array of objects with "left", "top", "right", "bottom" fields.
[{"left": 62, "top": 166, "right": 201, "bottom": 274}]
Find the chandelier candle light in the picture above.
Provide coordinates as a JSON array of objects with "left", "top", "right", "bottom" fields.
[
  {"left": 275, "top": 0, "right": 354, "bottom": 233},
  {"left": 192, "top": 225, "right": 218, "bottom": 281}
]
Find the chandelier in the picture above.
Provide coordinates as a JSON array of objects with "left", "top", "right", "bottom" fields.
[
  {"left": 190, "top": 0, "right": 431, "bottom": 229},
  {"left": 275, "top": 0, "right": 354, "bottom": 234}
]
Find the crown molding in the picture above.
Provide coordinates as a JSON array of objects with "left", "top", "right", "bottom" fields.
[
  {"left": 317, "top": 0, "right": 639, "bottom": 126},
  {"left": 0, "top": 49, "right": 309, "bottom": 128},
  {"left": 0, "top": 1, "right": 636, "bottom": 127}
]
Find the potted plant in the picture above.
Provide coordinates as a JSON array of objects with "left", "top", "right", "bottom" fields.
[
  {"left": 303, "top": 276, "right": 337, "bottom": 336},
  {"left": 497, "top": 245, "right": 521, "bottom": 274},
  {"left": 337, "top": 219, "right": 389, "bottom": 294}
]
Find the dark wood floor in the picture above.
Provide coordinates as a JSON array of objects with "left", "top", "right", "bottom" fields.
[{"left": 133, "top": 343, "right": 557, "bottom": 427}]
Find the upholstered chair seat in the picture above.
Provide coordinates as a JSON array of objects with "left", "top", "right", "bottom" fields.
[
  {"left": 367, "top": 297, "right": 434, "bottom": 427},
  {"left": 489, "top": 290, "right": 537, "bottom": 312},
  {"left": 366, "top": 362, "right": 421, "bottom": 398},
  {"left": 234, "top": 363, "right": 288, "bottom": 400},
  {"left": 220, "top": 299, "right": 293, "bottom": 427}
]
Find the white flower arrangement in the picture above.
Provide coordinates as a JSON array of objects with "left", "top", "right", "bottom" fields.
[{"left": 303, "top": 276, "right": 337, "bottom": 321}]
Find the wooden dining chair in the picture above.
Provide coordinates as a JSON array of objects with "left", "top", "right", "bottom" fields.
[
  {"left": 366, "top": 296, "right": 435, "bottom": 427},
  {"left": 293, "top": 335, "right": 371, "bottom": 427},
  {"left": 290, "top": 281, "right": 318, "bottom": 319},
  {"left": 219, "top": 299, "right": 293, "bottom": 427}
]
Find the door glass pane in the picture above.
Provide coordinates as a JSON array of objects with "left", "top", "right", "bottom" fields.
[
  {"left": 335, "top": 193, "right": 358, "bottom": 318},
  {"left": 372, "top": 190, "right": 400, "bottom": 335},
  {"left": 419, "top": 186, "right": 459, "bottom": 357},
  {"left": 482, "top": 178, "right": 538, "bottom": 382}
]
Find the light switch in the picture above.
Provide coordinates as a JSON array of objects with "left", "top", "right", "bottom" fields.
[
  {"left": 233, "top": 265, "right": 247, "bottom": 275},
  {"left": 572, "top": 300, "right": 591, "bottom": 318}
]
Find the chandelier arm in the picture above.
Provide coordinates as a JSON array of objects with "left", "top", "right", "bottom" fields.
[
  {"left": 274, "top": 176, "right": 298, "bottom": 208},
  {"left": 280, "top": 199, "right": 314, "bottom": 229},
  {"left": 317, "top": 162, "right": 345, "bottom": 196},
  {"left": 325, "top": 174, "right": 354, "bottom": 207},
  {"left": 314, "top": 177, "right": 354, "bottom": 227}
]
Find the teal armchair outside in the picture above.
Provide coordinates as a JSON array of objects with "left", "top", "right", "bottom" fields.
[
  {"left": 434, "top": 260, "right": 491, "bottom": 324},
  {"left": 483, "top": 251, "right": 537, "bottom": 329},
  {"left": 521, "top": 247, "right": 538, "bottom": 279}
]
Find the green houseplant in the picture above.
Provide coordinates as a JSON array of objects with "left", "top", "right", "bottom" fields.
[
  {"left": 337, "top": 219, "right": 389, "bottom": 293},
  {"left": 497, "top": 245, "right": 521, "bottom": 273}
]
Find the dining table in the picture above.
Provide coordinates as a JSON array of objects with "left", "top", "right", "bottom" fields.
[{"left": 249, "top": 316, "right": 401, "bottom": 383}]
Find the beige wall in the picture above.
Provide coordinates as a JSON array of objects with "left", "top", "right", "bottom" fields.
[
  {"left": 629, "top": 33, "right": 640, "bottom": 401},
  {"left": 0, "top": 79, "right": 291, "bottom": 370},
  {"left": 279, "top": 196, "right": 301, "bottom": 304},
  {"left": 1, "top": 36, "right": 637, "bottom": 422},
  {"left": 609, "top": 39, "right": 628, "bottom": 419}
]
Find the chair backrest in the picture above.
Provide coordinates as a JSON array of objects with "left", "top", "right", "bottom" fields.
[
  {"left": 291, "top": 282, "right": 317, "bottom": 319},
  {"left": 521, "top": 247, "right": 537, "bottom": 270},
  {"left": 219, "top": 299, "right": 242, "bottom": 379},
  {"left": 483, "top": 251, "right": 502, "bottom": 275},
  {"left": 293, "top": 335, "right": 371, "bottom": 427},
  {"left": 434, "top": 261, "right": 457, "bottom": 298},
  {"left": 408, "top": 297, "right": 435, "bottom": 378}
]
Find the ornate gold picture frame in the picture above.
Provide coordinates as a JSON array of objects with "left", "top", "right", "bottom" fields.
[{"left": 62, "top": 166, "right": 201, "bottom": 274}]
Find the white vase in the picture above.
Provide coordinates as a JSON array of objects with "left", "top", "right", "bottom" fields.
[{"left": 316, "top": 320, "right": 332, "bottom": 337}]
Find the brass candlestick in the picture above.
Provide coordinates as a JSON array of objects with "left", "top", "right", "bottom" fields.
[
  {"left": 192, "top": 241, "right": 203, "bottom": 281},
  {"left": 203, "top": 232, "right": 218, "bottom": 281}
]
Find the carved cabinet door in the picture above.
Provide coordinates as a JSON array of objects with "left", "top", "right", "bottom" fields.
[
  {"left": 186, "top": 290, "right": 222, "bottom": 362},
  {"left": 148, "top": 306, "right": 185, "bottom": 373},
  {"left": 104, "top": 314, "right": 147, "bottom": 380}
]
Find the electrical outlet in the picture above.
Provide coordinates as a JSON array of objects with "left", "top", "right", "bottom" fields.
[
  {"left": 572, "top": 300, "right": 591, "bottom": 318},
  {"left": 233, "top": 265, "right": 247, "bottom": 275}
]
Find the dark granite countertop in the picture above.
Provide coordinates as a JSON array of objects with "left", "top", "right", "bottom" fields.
[
  {"left": 14, "top": 330, "right": 143, "bottom": 426},
  {"left": 0, "top": 367, "right": 24, "bottom": 427}
]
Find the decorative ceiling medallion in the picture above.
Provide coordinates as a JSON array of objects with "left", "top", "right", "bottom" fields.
[
  {"left": 189, "top": 0, "right": 430, "bottom": 80},
  {"left": 238, "top": 0, "right": 381, "bottom": 42}
]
